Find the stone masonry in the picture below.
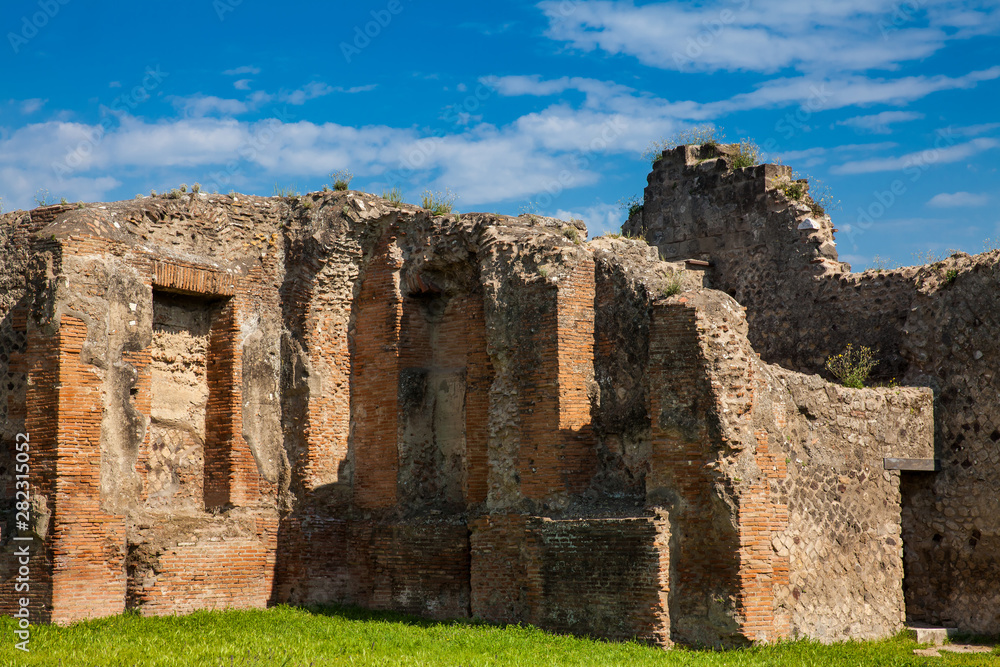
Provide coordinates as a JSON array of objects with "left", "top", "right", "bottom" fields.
[
  {"left": 628, "top": 143, "right": 1000, "bottom": 635},
  {"left": 0, "top": 146, "right": 950, "bottom": 646}
]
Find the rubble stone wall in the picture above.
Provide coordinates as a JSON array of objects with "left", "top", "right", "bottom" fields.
[{"left": 634, "top": 143, "right": 1000, "bottom": 634}]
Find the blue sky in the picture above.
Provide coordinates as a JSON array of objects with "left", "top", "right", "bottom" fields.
[{"left": 2, "top": 0, "right": 999, "bottom": 269}]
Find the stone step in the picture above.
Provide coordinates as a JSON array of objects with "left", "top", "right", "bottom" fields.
[{"left": 907, "top": 624, "right": 958, "bottom": 646}]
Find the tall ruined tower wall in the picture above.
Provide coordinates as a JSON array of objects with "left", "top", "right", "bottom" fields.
[{"left": 632, "top": 143, "right": 1000, "bottom": 634}]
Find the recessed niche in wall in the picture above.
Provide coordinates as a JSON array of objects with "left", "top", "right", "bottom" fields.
[{"left": 145, "top": 290, "right": 226, "bottom": 510}]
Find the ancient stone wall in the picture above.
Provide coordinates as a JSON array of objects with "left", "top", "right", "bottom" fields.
[
  {"left": 645, "top": 288, "right": 932, "bottom": 644},
  {"left": 0, "top": 177, "right": 943, "bottom": 646},
  {"left": 634, "top": 143, "right": 1000, "bottom": 635}
]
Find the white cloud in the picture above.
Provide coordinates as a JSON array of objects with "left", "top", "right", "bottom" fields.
[
  {"left": 280, "top": 82, "right": 335, "bottom": 105},
  {"left": 0, "top": 109, "right": 607, "bottom": 210},
  {"left": 927, "top": 191, "right": 990, "bottom": 207},
  {"left": 702, "top": 67, "right": 1000, "bottom": 114},
  {"left": 831, "top": 137, "right": 1000, "bottom": 174},
  {"left": 20, "top": 99, "right": 46, "bottom": 114},
  {"left": 539, "top": 0, "right": 999, "bottom": 75},
  {"left": 837, "top": 111, "right": 924, "bottom": 134},
  {"left": 234, "top": 79, "right": 252, "bottom": 91},
  {"left": 223, "top": 66, "right": 261, "bottom": 75},
  {"left": 169, "top": 95, "right": 250, "bottom": 117},
  {"left": 833, "top": 141, "right": 899, "bottom": 153},
  {"left": 333, "top": 84, "right": 378, "bottom": 94},
  {"left": 489, "top": 67, "right": 1000, "bottom": 133}
]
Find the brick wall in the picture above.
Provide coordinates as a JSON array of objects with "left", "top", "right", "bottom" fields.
[
  {"left": 128, "top": 514, "right": 276, "bottom": 615},
  {"left": 471, "top": 515, "right": 671, "bottom": 645},
  {"left": 1, "top": 192, "right": 948, "bottom": 645},
  {"left": 274, "top": 516, "right": 470, "bottom": 619},
  {"left": 30, "top": 316, "right": 127, "bottom": 623},
  {"left": 518, "top": 259, "right": 598, "bottom": 504},
  {"left": 351, "top": 231, "right": 403, "bottom": 510},
  {"left": 647, "top": 298, "right": 745, "bottom": 646}
]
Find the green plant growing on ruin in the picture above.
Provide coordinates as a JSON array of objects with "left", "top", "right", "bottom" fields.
[
  {"left": 561, "top": 226, "right": 582, "bottom": 244},
  {"left": 34, "top": 189, "right": 57, "bottom": 206},
  {"left": 983, "top": 237, "right": 1000, "bottom": 252},
  {"left": 331, "top": 169, "right": 354, "bottom": 191},
  {"left": 274, "top": 183, "right": 300, "bottom": 198},
  {"left": 659, "top": 273, "right": 683, "bottom": 297},
  {"left": 192, "top": 183, "right": 201, "bottom": 194},
  {"left": 945, "top": 268, "right": 958, "bottom": 284},
  {"left": 167, "top": 189, "right": 182, "bottom": 199},
  {"left": 826, "top": 344, "right": 878, "bottom": 389},
  {"left": 421, "top": 189, "right": 457, "bottom": 216},
  {"left": 382, "top": 187, "right": 405, "bottom": 205},
  {"left": 618, "top": 194, "right": 644, "bottom": 219},
  {"left": 76, "top": 201, "right": 85, "bottom": 209},
  {"left": 912, "top": 249, "right": 945, "bottom": 266},
  {"left": 793, "top": 173, "right": 841, "bottom": 214},
  {"left": 538, "top": 265, "right": 550, "bottom": 278},
  {"left": 179, "top": 184, "right": 188, "bottom": 193},
  {"left": 642, "top": 125, "right": 725, "bottom": 165},
  {"left": 869, "top": 255, "right": 895, "bottom": 272},
  {"left": 731, "top": 139, "right": 761, "bottom": 169},
  {"left": 780, "top": 181, "right": 807, "bottom": 200},
  {"left": 150, "top": 189, "right": 158, "bottom": 197}
]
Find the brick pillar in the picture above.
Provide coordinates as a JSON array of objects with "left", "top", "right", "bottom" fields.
[
  {"left": 351, "top": 233, "right": 403, "bottom": 509},
  {"left": 464, "top": 294, "right": 491, "bottom": 505},
  {"left": 647, "top": 301, "right": 743, "bottom": 645},
  {"left": 648, "top": 299, "right": 788, "bottom": 645},
  {"left": 204, "top": 299, "right": 258, "bottom": 508},
  {"left": 735, "top": 430, "right": 789, "bottom": 642},
  {"left": 298, "top": 255, "right": 353, "bottom": 492},
  {"left": 28, "top": 316, "right": 126, "bottom": 623},
  {"left": 519, "top": 258, "right": 598, "bottom": 502}
]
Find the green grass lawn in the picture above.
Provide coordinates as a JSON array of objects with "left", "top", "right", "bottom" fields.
[{"left": 1, "top": 606, "right": 997, "bottom": 667}]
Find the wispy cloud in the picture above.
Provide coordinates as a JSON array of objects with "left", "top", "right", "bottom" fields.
[
  {"left": 280, "top": 82, "right": 335, "bottom": 105},
  {"left": 927, "top": 191, "right": 990, "bottom": 207},
  {"left": 20, "top": 99, "right": 46, "bottom": 114},
  {"left": 169, "top": 95, "right": 250, "bottom": 117},
  {"left": 490, "top": 66, "right": 1000, "bottom": 129},
  {"left": 836, "top": 111, "right": 924, "bottom": 134},
  {"left": 223, "top": 65, "right": 261, "bottom": 75},
  {"left": 831, "top": 137, "right": 1000, "bottom": 174},
  {"left": 234, "top": 79, "right": 252, "bottom": 90},
  {"left": 538, "top": 0, "right": 996, "bottom": 75}
]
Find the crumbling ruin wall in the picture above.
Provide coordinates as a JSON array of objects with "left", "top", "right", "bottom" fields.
[
  {"left": 897, "top": 254, "right": 1000, "bottom": 632},
  {"left": 644, "top": 288, "right": 932, "bottom": 644},
  {"left": 634, "top": 143, "right": 1000, "bottom": 634},
  {"left": 772, "top": 370, "right": 933, "bottom": 641},
  {"left": 0, "top": 178, "right": 940, "bottom": 646},
  {"left": 627, "top": 144, "right": 913, "bottom": 378},
  {"left": 0, "top": 211, "right": 39, "bottom": 618}
]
